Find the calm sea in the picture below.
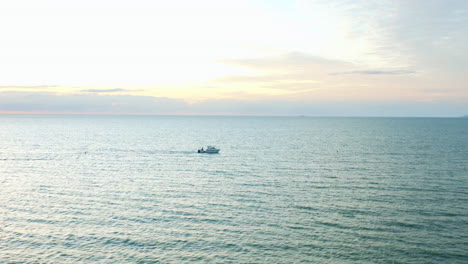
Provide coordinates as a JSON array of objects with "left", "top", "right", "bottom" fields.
[{"left": 0, "top": 115, "right": 467, "bottom": 263}]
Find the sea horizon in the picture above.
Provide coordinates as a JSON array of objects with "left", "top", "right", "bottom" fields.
[{"left": 0, "top": 112, "right": 466, "bottom": 118}]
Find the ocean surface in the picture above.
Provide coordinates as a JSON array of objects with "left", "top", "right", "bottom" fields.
[{"left": 0, "top": 115, "right": 467, "bottom": 263}]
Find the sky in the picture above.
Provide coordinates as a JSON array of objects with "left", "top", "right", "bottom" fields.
[{"left": 0, "top": 0, "right": 467, "bottom": 116}]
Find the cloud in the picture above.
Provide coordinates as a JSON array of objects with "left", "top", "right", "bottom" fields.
[
  {"left": 215, "top": 74, "right": 321, "bottom": 90},
  {"left": 331, "top": 70, "right": 415, "bottom": 75},
  {"left": 0, "top": 92, "right": 187, "bottom": 114},
  {"left": 216, "top": 74, "right": 294, "bottom": 83},
  {"left": 213, "top": 52, "right": 348, "bottom": 91},
  {"left": 0, "top": 85, "right": 59, "bottom": 89},
  {"left": 350, "top": 0, "right": 467, "bottom": 69},
  {"left": 219, "top": 52, "right": 348, "bottom": 70},
  {"left": 190, "top": 98, "right": 468, "bottom": 117},
  {"left": 80, "top": 88, "right": 138, "bottom": 93},
  {"left": 262, "top": 82, "right": 322, "bottom": 91},
  {"left": 0, "top": 91, "right": 466, "bottom": 117}
]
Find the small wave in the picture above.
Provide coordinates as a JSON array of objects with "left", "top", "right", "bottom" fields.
[
  {"left": 27, "top": 218, "right": 61, "bottom": 225},
  {"left": 316, "top": 220, "right": 349, "bottom": 229},
  {"left": 0, "top": 158, "right": 55, "bottom": 161},
  {"left": 383, "top": 220, "right": 425, "bottom": 229},
  {"left": 294, "top": 205, "right": 317, "bottom": 211},
  {"left": 287, "top": 224, "right": 313, "bottom": 231}
]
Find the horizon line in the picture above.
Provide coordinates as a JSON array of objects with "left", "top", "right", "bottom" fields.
[{"left": 0, "top": 111, "right": 465, "bottom": 118}]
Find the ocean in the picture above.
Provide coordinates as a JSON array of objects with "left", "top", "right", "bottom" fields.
[{"left": 0, "top": 115, "right": 467, "bottom": 263}]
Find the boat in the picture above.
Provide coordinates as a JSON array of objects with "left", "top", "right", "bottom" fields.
[{"left": 198, "top": 146, "right": 220, "bottom": 154}]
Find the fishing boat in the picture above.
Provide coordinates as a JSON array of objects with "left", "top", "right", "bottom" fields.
[{"left": 198, "top": 146, "right": 220, "bottom": 153}]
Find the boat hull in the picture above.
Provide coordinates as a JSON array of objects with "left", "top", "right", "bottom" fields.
[
  {"left": 198, "top": 146, "right": 220, "bottom": 153},
  {"left": 198, "top": 150, "right": 219, "bottom": 153}
]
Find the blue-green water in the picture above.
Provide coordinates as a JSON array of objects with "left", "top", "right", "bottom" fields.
[{"left": 0, "top": 115, "right": 467, "bottom": 263}]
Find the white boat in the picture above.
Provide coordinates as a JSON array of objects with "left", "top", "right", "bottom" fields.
[{"left": 198, "top": 146, "right": 220, "bottom": 153}]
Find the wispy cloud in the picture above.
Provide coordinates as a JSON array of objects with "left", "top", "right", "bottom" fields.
[
  {"left": 0, "top": 91, "right": 465, "bottom": 117},
  {"left": 219, "top": 52, "right": 348, "bottom": 70},
  {"left": 0, "top": 92, "right": 186, "bottom": 114},
  {"left": 0, "top": 85, "right": 59, "bottom": 89},
  {"left": 331, "top": 70, "right": 415, "bottom": 75},
  {"left": 190, "top": 98, "right": 467, "bottom": 117},
  {"left": 80, "top": 88, "right": 140, "bottom": 93},
  {"left": 262, "top": 82, "right": 322, "bottom": 91},
  {"left": 216, "top": 74, "right": 320, "bottom": 84},
  {"left": 216, "top": 74, "right": 294, "bottom": 83},
  {"left": 214, "top": 52, "right": 348, "bottom": 91}
]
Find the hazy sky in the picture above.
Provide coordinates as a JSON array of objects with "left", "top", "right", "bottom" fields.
[{"left": 0, "top": 0, "right": 467, "bottom": 116}]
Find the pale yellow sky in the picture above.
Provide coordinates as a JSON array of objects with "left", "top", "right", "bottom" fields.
[{"left": 0, "top": 0, "right": 467, "bottom": 116}]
